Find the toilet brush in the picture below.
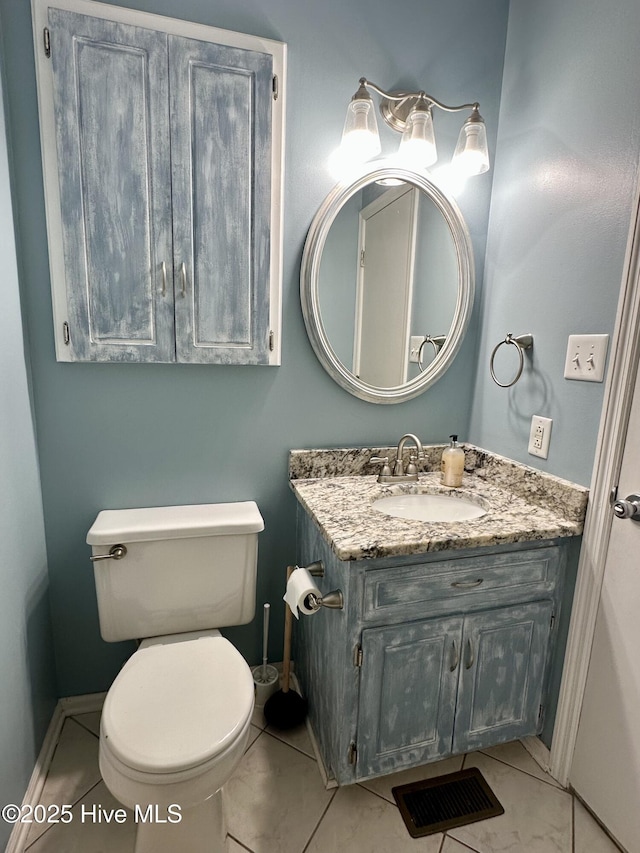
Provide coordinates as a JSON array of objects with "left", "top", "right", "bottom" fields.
[
  {"left": 264, "top": 566, "right": 308, "bottom": 729},
  {"left": 251, "top": 604, "right": 279, "bottom": 707}
]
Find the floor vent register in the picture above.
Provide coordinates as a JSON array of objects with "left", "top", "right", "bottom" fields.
[{"left": 392, "top": 767, "right": 505, "bottom": 838}]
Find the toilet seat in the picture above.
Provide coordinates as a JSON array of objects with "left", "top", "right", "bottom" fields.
[{"left": 101, "top": 631, "right": 254, "bottom": 775}]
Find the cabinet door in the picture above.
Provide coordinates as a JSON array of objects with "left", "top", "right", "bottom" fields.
[
  {"left": 356, "top": 616, "right": 463, "bottom": 779},
  {"left": 453, "top": 600, "right": 553, "bottom": 754},
  {"left": 169, "top": 36, "right": 273, "bottom": 364},
  {"left": 49, "top": 9, "right": 175, "bottom": 362}
]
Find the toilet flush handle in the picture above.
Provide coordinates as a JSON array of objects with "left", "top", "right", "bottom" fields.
[{"left": 90, "top": 544, "right": 127, "bottom": 562}]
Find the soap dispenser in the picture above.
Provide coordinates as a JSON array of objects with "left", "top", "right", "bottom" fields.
[{"left": 441, "top": 435, "right": 464, "bottom": 488}]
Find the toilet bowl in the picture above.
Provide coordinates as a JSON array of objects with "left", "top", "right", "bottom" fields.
[
  {"left": 99, "top": 630, "right": 254, "bottom": 853},
  {"left": 87, "top": 502, "right": 265, "bottom": 853}
]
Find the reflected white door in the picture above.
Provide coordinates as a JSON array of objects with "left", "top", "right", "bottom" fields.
[
  {"left": 353, "top": 187, "right": 417, "bottom": 386},
  {"left": 570, "top": 359, "right": 640, "bottom": 853}
]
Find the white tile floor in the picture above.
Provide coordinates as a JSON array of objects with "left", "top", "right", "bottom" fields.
[{"left": 18, "top": 704, "right": 622, "bottom": 853}]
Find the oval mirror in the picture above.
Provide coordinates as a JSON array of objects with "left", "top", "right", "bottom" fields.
[{"left": 300, "top": 165, "right": 475, "bottom": 403}]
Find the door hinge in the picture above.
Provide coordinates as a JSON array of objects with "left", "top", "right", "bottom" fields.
[
  {"left": 538, "top": 704, "right": 544, "bottom": 723},
  {"left": 354, "top": 644, "right": 363, "bottom": 667},
  {"left": 272, "top": 74, "right": 279, "bottom": 100},
  {"left": 550, "top": 611, "right": 556, "bottom": 631},
  {"left": 43, "top": 27, "right": 51, "bottom": 58},
  {"left": 348, "top": 741, "right": 357, "bottom": 765},
  {"left": 360, "top": 249, "right": 365, "bottom": 267},
  {"left": 62, "top": 321, "right": 70, "bottom": 345},
  {"left": 269, "top": 330, "right": 274, "bottom": 351}
]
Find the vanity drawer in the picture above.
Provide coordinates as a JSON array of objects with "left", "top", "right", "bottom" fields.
[{"left": 363, "top": 546, "right": 562, "bottom": 622}]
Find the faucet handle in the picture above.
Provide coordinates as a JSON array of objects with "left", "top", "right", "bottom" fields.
[
  {"left": 406, "top": 454, "right": 420, "bottom": 476},
  {"left": 370, "top": 456, "right": 392, "bottom": 478}
]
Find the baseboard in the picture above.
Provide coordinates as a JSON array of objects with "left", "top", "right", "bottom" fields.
[
  {"left": 59, "top": 691, "right": 106, "bottom": 717},
  {"left": 521, "top": 735, "right": 554, "bottom": 778},
  {"left": 5, "top": 693, "right": 106, "bottom": 853},
  {"left": 5, "top": 702, "right": 65, "bottom": 853}
]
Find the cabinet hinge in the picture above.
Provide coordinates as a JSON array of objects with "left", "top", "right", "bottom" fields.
[
  {"left": 43, "top": 27, "right": 51, "bottom": 58},
  {"left": 272, "top": 74, "right": 279, "bottom": 100},
  {"left": 269, "top": 330, "right": 274, "bottom": 352},
  {"left": 348, "top": 741, "right": 357, "bottom": 765},
  {"left": 62, "top": 321, "right": 70, "bottom": 345},
  {"left": 360, "top": 249, "right": 365, "bottom": 267},
  {"left": 354, "top": 644, "right": 363, "bottom": 667}
]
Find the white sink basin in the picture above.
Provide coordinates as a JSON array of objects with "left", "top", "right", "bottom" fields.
[{"left": 373, "top": 492, "right": 487, "bottom": 523}]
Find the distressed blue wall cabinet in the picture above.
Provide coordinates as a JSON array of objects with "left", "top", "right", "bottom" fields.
[
  {"left": 33, "top": 0, "right": 285, "bottom": 364},
  {"left": 295, "top": 509, "right": 566, "bottom": 784}
]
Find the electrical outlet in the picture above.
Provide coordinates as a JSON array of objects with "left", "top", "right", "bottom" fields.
[
  {"left": 564, "top": 334, "right": 609, "bottom": 382},
  {"left": 528, "top": 415, "right": 552, "bottom": 459}
]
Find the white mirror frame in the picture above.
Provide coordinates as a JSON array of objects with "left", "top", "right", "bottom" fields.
[{"left": 300, "top": 165, "right": 475, "bottom": 404}]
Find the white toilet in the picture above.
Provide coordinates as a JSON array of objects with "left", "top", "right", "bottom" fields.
[{"left": 87, "top": 501, "right": 265, "bottom": 853}]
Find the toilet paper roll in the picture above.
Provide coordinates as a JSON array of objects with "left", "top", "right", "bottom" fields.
[{"left": 283, "top": 567, "right": 321, "bottom": 619}]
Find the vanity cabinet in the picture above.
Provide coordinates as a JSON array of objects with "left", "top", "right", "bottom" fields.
[
  {"left": 34, "top": 2, "right": 284, "bottom": 364},
  {"left": 294, "top": 507, "right": 567, "bottom": 785}
]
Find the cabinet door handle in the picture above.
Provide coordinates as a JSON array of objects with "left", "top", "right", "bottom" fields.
[
  {"left": 465, "top": 638, "right": 475, "bottom": 669},
  {"left": 449, "top": 639, "right": 459, "bottom": 672},
  {"left": 180, "top": 262, "right": 187, "bottom": 297},
  {"left": 451, "top": 578, "right": 484, "bottom": 588},
  {"left": 160, "top": 260, "right": 167, "bottom": 296}
]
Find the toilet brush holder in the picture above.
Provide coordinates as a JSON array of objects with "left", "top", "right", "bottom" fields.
[
  {"left": 252, "top": 602, "right": 279, "bottom": 707},
  {"left": 252, "top": 664, "right": 280, "bottom": 707}
]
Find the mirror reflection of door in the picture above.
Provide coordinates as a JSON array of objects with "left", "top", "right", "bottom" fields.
[{"left": 353, "top": 186, "right": 418, "bottom": 386}]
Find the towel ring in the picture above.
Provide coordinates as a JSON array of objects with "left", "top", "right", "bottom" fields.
[
  {"left": 490, "top": 333, "right": 534, "bottom": 388},
  {"left": 417, "top": 335, "right": 447, "bottom": 372}
]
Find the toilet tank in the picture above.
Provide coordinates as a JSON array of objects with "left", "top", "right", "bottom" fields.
[{"left": 87, "top": 502, "right": 264, "bottom": 642}]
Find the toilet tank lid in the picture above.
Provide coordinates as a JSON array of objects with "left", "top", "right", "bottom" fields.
[{"left": 87, "top": 501, "right": 264, "bottom": 545}]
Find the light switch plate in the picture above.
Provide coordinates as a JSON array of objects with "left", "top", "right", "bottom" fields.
[
  {"left": 564, "top": 334, "right": 609, "bottom": 382},
  {"left": 409, "top": 336, "right": 424, "bottom": 364}
]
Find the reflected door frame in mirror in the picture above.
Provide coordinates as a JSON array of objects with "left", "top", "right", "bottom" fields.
[{"left": 300, "top": 165, "right": 475, "bottom": 403}]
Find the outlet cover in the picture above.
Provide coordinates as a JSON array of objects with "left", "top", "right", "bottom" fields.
[
  {"left": 564, "top": 334, "right": 609, "bottom": 382},
  {"left": 528, "top": 415, "right": 552, "bottom": 459}
]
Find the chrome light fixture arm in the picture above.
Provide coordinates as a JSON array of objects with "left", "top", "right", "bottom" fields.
[{"left": 358, "top": 77, "right": 479, "bottom": 120}]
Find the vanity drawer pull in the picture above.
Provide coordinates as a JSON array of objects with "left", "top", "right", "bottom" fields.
[{"left": 451, "top": 578, "right": 484, "bottom": 588}]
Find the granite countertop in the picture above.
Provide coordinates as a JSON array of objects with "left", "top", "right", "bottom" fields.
[{"left": 289, "top": 444, "right": 589, "bottom": 561}]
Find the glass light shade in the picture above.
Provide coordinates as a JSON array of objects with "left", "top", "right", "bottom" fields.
[
  {"left": 339, "top": 98, "right": 381, "bottom": 163},
  {"left": 398, "top": 106, "right": 437, "bottom": 168},
  {"left": 452, "top": 117, "right": 490, "bottom": 176}
]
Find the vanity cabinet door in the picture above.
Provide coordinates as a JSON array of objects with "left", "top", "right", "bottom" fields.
[
  {"left": 452, "top": 600, "right": 553, "bottom": 754},
  {"left": 169, "top": 37, "right": 273, "bottom": 364},
  {"left": 48, "top": 9, "right": 175, "bottom": 362},
  {"left": 356, "top": 616, "right": 463, "bottom": 780}
]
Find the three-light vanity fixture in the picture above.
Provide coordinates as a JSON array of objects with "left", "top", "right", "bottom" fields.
[{"left": 332, "top": 77, "right": 490, "bottom": 178}]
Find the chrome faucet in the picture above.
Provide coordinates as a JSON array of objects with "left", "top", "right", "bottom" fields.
[{"left": 371, "top": 433, "right": 425, "bottom": 483}]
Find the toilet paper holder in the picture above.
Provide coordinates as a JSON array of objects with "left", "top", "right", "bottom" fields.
[
  {"left": 304, "top": 590, "right": 344, "bottom": 611},
  {"left": 298, "top": 561, "right": 344, "bottom": 611}
]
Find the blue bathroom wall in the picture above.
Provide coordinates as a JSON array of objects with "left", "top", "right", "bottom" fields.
[
  {"left": 0, "top": 0, "right": 509, "bottom": 695},
  {"left": 469, "top": 0, "right": 640, "bottom": 487},
  {"left": 0, "top": 56, "right": 56, "bottom": 849}
]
